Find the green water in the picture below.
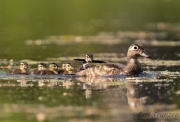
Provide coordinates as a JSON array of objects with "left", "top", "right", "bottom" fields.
[
  {"left": 0, "top": 0, "right": 180, "bottom": 60},
  {"left": 0, "top": 0, "right": 180, "bottom": 122}
]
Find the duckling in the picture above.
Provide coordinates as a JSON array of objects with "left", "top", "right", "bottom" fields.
[
  {"left": 59, "top": 63, "right": 75, "bottom": 74},
  {"left": 30, "top": 63, "right": 47, "bottom": 75},
  {"left": 37, "top": 63, "right": 59, "bottom": 75},
  {"left": 74, "top": 53, "right": 107, "bottom": 71},
  {"left": 9, "top": 62, "right": 29, "bottom": 74},
  {"left": 85, "top": 53, "right": 94, "bottom": 63},
  {"left": 75, "top": 44, "right": 151, "bottom": 77}
]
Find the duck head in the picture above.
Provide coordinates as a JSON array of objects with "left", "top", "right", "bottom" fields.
[{"left": 127, "top": 44, "right": 151, "bottom": 63}]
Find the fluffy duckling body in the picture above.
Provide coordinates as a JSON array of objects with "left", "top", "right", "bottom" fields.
[
  {"left": 37, "top": 63, "right": 59, "bottom": 75},
  {"left": 76, "top": 44, "right": 151, "bottom": 77},
  {"left": 9, "top": 62, "right": 29, "bottom": 75},
  {"left": 30, "top": 63, "right": 47, "bottom": 75},
  {"left": 59, "top": 63, "right": 75, "bottom": 74}
]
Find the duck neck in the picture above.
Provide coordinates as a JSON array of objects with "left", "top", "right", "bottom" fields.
[
  {"left": 121, "top": 57, "right": 142, "bottom": 76},
  {"left": 127, "top": 58, "right": 138, "bottom": 64}
]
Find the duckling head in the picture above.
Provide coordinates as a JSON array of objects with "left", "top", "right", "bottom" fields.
[
  {"left": 20, "top": 62, "right": 29, "bottom": 73},
  {"left": 38, "top": 63, "right": 47, "bottom": 70},
  {"left": 49, "top": 63, "right": 59, "bottom": 72},
  {"left": 64, "top": 63, "right": 74, "bottom": 73},
  {"left": 127, "top": 44, "right": 151, "bottom": 63},
  {"left": 85, "top": 53, "right": 93, "bottom": 63}
]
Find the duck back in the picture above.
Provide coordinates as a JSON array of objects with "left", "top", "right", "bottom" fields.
[{"left": 76, "top": 63, "right": 121, "bottom": 77}]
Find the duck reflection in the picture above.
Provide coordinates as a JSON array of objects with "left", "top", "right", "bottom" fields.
[
  {"left": 76, "top": 77, "right": 124, "bottom": 99},
  {"left": 76, "top": 77, "right": 122, "bottom": 86},
  {"left": 126, "top": 83, "right": 154, "bottom": 108},
  {"left": 84, "top": 85, "right": 92, "bottom": 99},
  {"left": 126, "top": 82, "right": 174, "bottom": 108},
  {"left": 3, "top": 74, "right": 176, "bottom": 107},
  {"left": 62, "top": 79, "right": 75, "bottom": 89},
  {"left": 76, "top": 77, "right": 175, "bottom": 107}
]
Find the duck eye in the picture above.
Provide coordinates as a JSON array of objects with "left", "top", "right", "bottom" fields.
[{"left": 133, "top": 46, "right": 138, "bottom": 50}]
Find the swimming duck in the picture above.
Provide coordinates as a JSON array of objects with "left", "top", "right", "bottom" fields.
[
  {"left": 74, "top": 53, "right": 107, "bottom": 71},
  {"left": 30, "top": 63, "right": 47, "bottom": 75},
  {"left": 37, "top": 63, "right": 60, "bottom": 75},
  {"left": 75, "top": 44, "right": 151, "bottom": 77},
  {"left": 9, "top": 62, "right": 29, "bottom": 74},
  {"left": 59, "top": 63, "right": 75, "bottom": 74}
]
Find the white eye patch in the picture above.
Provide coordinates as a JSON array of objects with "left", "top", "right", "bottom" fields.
[{"left": 129, "top": 45, "right": 139, "bottom": 50}]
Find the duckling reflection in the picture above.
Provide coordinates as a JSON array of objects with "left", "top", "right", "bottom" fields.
[
  {"left": 38, "top": 79, "right": 60, "bottom": 87},
  {"left": 14, "top": 79, "right": 34, "bottom": 87},
  {"left": 9, "top": 62, "right": 29, "bottom": 74},
  {"left": 62, "top": 79, "right": 75, "bottom": 89},
  {"left": 19, "top": 80, "right": 28, "bottom": 87}
]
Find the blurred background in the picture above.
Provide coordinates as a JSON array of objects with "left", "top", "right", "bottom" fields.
[
  {"left": 0, "top": 1, "right": 180, "bottom": 122},
  {"left": 0, "top": 0, "right": 180, "bottom": 60}
]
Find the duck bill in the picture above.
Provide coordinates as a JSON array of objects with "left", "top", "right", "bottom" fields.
[{"left": 140, "top": 52, "right": 151, "bottom": 58}]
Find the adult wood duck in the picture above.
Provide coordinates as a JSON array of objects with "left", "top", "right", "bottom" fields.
[
  {"left": 37, "top": 63, "right": 60, "bottom": 75},
  {"left": 75, "top": 44, "right": 151, "bottom": 77},
  {"left": 74, "top": 53, "right": 107, "bottom": 71},
  {"left": 30, "top": 63, "right": 47, "bottom": 75},
  {"left": 59, "top": 63, "right": 75, "bottom": 74},
  {"left": 9, "top": 62, "right": 29, "bottom": 74}
]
